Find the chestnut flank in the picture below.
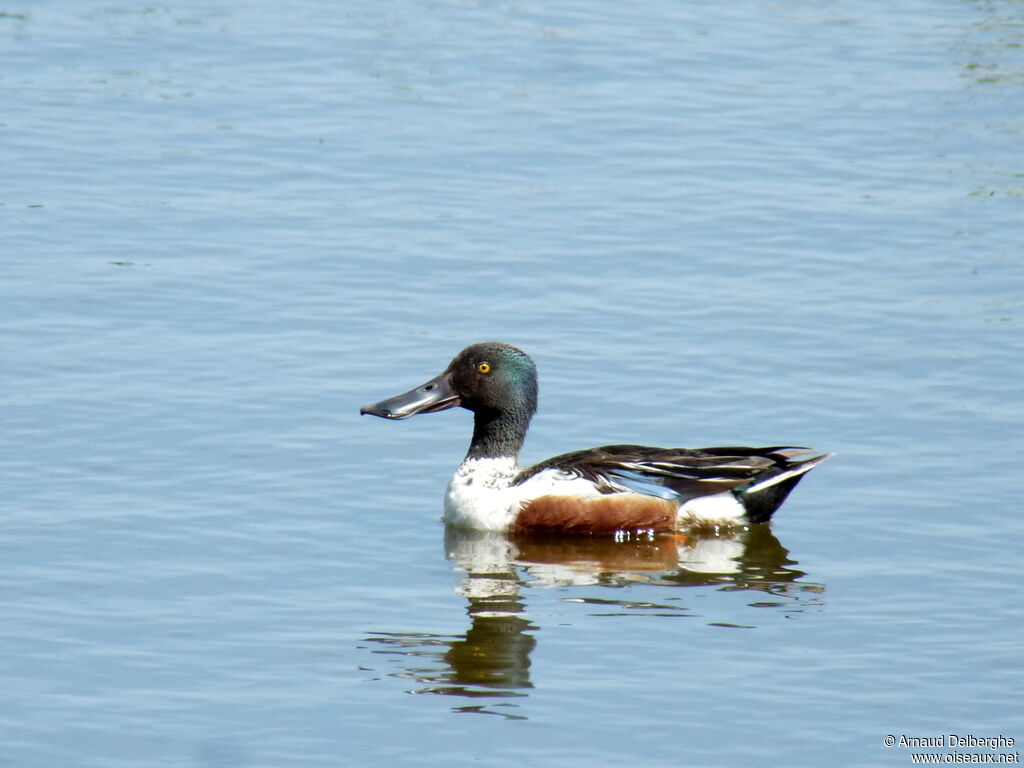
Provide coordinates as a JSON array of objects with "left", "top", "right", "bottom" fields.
[{"left": 512, "top": 494, "right": 677, "bottom": 536}]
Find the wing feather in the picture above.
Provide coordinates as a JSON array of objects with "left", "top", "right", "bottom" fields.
[{"left": 514, "top": 444, "right": 817, "bottom": 502}]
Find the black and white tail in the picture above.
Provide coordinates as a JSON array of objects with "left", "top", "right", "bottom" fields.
[{"left": 737, "top": 452, "right": 835, "bottom": 523}]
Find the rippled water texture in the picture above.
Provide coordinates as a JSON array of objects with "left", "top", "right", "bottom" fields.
[{"left": 2, "top": 1, "right": 1022, "bottom": 766}]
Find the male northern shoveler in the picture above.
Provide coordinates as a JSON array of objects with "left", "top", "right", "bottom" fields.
[{"left": 360, "top": 342, "right": 832, "bottom": 536}]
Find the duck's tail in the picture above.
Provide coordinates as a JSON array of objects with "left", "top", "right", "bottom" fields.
[{"left": 737, "top": 452, "right": 835, "bottom": 524}]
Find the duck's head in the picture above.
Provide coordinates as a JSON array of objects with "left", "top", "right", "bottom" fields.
[{"left": 360, "top": 342, "right": 539, "bottom": 422}]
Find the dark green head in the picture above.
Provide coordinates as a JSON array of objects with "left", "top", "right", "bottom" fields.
[
  {"left": 446, "top": 342, "right": 538, "bottom": 419},
  {"left": 359, "top": 342, "right": 538, "bottom": 423}
]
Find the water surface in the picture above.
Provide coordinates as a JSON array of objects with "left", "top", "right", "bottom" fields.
[{"left": 2, "top": 1, "right": 1022, "bottom": 766}]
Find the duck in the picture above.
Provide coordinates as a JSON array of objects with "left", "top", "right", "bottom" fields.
[{"left": 360, "top": 342, "right": 832, "bottom": 536}]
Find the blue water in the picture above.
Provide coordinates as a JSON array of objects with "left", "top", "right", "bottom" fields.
[{"left": 2, "top": 1, "right": 1022, "bottom": 766}]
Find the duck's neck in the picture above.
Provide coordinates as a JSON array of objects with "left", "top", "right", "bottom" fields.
[{"left": 466, "top": 408, "right": 530, "bottom": 463}]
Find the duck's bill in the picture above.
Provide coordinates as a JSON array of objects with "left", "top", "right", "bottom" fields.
[{"left": 359, "top": 372, "right": 460, "bottom": 420}]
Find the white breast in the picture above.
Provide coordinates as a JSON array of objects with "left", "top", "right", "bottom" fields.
[{"left": 443, "top": 458, "right": 603, "bottom": 532}]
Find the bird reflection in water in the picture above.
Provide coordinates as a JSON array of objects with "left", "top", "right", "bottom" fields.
[{"left": 362, "top": 524, "right": 824, "bottom": 719}]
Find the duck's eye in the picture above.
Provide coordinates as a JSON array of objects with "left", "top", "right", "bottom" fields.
[{"left": 477, "top": 362, "right": 491, "bottom": 375}]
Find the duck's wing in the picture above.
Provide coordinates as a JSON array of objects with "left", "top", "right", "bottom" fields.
[{"left": 513, "top": 444, "right": 821, "bottom": 501}]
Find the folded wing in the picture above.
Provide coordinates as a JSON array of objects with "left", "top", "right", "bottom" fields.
[{"left": 514, "top": 444, "right": 820, "bottom": 502}]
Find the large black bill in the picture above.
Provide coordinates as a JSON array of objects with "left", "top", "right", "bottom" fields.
[{"left": 359, "top": 372, "right": 460, "bottom": 420}]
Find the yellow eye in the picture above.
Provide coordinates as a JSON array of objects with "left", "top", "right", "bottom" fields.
[{"left": 477, "top": 362, "right": 491, "bottom": 374}]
